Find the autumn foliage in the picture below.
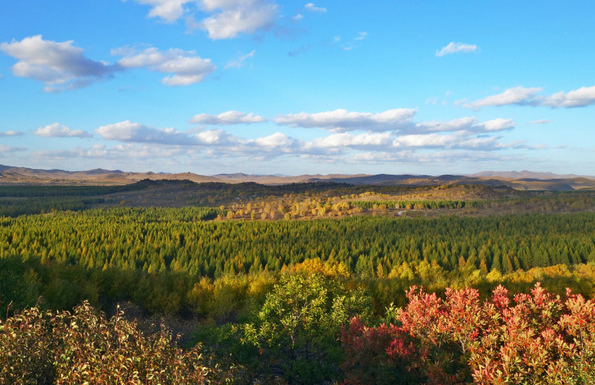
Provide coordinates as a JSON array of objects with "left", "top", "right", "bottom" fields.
[
  {"left": 0, "top": 302, "right": 243, "bottom": 385},
  {"left": 5, "top": 283, "right": 595, "bottom": 384},
  {"left": 341, "top": 283, "right": 595, "bottom": 385}
]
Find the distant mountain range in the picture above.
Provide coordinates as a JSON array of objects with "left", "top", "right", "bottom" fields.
[
  {"left": 1, "top": 164, "right": 594, "bottom": 191},
  {"left": 470, "top": 170, "right": 585, "bottom": 179}
]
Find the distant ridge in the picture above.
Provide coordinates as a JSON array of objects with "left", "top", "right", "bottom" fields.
[
  {"left": 85, "top": 168, "right": 124, "bottom": 175},
  {"left": 470, "top": 170, "right": 583, "bottom": 180},
  {"left": 0, "top": 164, "right": 594, "bottom": 190}
]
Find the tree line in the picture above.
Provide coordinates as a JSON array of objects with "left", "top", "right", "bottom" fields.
[{"left": 1, "top": 208, "right": 593, "bottom": 278}]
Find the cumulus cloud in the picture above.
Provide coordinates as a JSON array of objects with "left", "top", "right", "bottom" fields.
[
  {"left": 254, "top": 132, "right": 294, "bottom": 148},
  {"left": 415, "top": 117, "right": 515, "bottom": 134},
  {"left": 35, "top": 123, "right": 92, "bottom": 138},
  {"left": 275, "top": 108, "right": 415, "bottom": 132},
  {"left": 95, "top": 120, "right": 232, "bottom": 146},
  {"left": 125, "top": 0, "right": 192, "bottom": 22},
  {"left": 344, "top": 150, "right": 446, "bottom": 165},
  {"left": 464, "top": 86, "right": 542, "bottom": 110},
  {"left": 416, "top": 117, "right": 477, "bottom": 133},
  {"left": 129, "top": 0, "right": 279, "bottom": 39},
  {"left": 304, "top": 3, "right": 326, "bottom": 12},
  {"left": 96, "top": 120, "right": 188, "bottom": 144},
  {"left": 392, "top": 132, "right": 505, "bottom": 151},
  {"left": 306, "top": 132, "right": 391, "bottom": 149},
  {"left": 540, "top": 86, "right": 595, "bottom": 108},
  {"left": 225, "top": 50, "right": 255, "bottom": 69},
  {"left": 34, "top": 143, "right": 191, "bottom": 162},
  {"left": 201, "top": 4, "right": 277, "bottom": 39},
  {"left": 476, "top": 118, "right": 515, "bottom": 132},
  {"left": 435, "top": 42, "right": 478, "bottom": 57},
  {"left": 194, "top": 129, "right": 231, "bottom": 144},
  {"left": 194, "top": 0, "right": 278, "bottom": 39},
  {"left": 83, "top": 106, "right": 525, "bottom": 167},
  {"left": 0, "top": 35, "right": 120, "bottom": 92},
  {"left": 35, "top": 144, "right": 109, "bottom": 159},
  {"left": 0, "top": 130, "right": 24, "bottom": 137},
  {"left": 464, "top": 85, "right": 595, "bottom": 109},
  {"left": 189, "top": 110, "right": 266, "bottom": 125},
  {"left": 114, "top": 46, "right": 216, "bottom": 86}
]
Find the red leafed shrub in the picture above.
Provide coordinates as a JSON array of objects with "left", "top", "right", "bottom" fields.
[
  {"left": 341, "top": 283, "right": 595, "bottom": 385},
  {"left": 340, "top": 317, "right": 424, "bottom": 385}
]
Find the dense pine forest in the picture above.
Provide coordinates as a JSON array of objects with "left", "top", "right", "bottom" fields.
[{"left": 2, "top": 180, "right": 595, "bottom": 384}]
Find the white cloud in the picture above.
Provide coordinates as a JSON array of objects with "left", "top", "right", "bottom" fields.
[
  {"left": 95, "top": 120, "right": 232, "bottom": 146},
  {"left": 530, "top": 119, "right": 550, "bottom": 125},
  {"left": 35, "top": 144, "right": 108, "bottom": 159},
  {"left": 126, "top": 0, "right": 192, "bottom": 22},
  {"left": 110, "top": 143, "right": 189, "bottom": 158},
  {"left": 339, "top": 31, "right": 368, "bottom": 51},
  {"left": 540, "top": 86, "right": 595, "bottom": 108},
  {"left": 35, "top": 123, "right": 92, "bottom": 138},
  {"left": 0, "top": 144, "right": 26, "bottom": 153},
  {"left": 189, "top": 110, "right": 266, "bottom": 125},
  {"left": 464, "top": 85, "right": 595, "bottom": 109},
  {"left": 414, "top": 117, "right": 515, "bottom": 134},
  {"left": 0, "top": 130, "right": 24, "bottom": 137},
  {"left": 292, "top": 14, "right": 303, "bottom": 21},
  {"left": 195, "top": 129, "right": 231, "bottom": 144},
  {"left": 96, "top": 120, "right": 186, "bottom": 144},
  {"left": 128, "top": 0, "right": 279, "bottom": 39},
  {"left": 477, "top": 118, "right": 515, "bottom": 132},
  {"left": 83, "top": 107, "right": 524, "bottom": 166},
  {"left": 416, "top": 117, "right": 477, "bottom": 133},
  {"left": 435, "top": 42, "right": 478, "bottom": 57},
  {"left": 35, "top": 143, "right": 191, "bottom": 161},
  {"left": 254, "top": 132, "right": 293, "bottom": 148},
  {"left": 393, "top": 133, "right": 454, "bottom": 148},
  {"left": 0, "top": 35, "right": 119, "bottom": 92},
  {"left": 345, "top": 150, "right": 418, "bottom": 164},
  {"left": 114, "top": 46, "right": 216, "bottom": 86},
  {"left": 304, "top": 3, "right": 326, "bottom": 12},
  {"left": 307, "top": 132, "right": 391, "bottom": 148},
  {"left": 96, "top": 120, "right": 165, "bottom": 142},
  {"left": 464, "top": 86, "right": 542, "bottom": 109},
  {"left": 392, "top": 132, "right": 504, "bottom": 150},
  {"left": 275, "top": 108, "right": 415, "bottom": 132},
  {"left": 225, "top": 50, "right": 255, "bottom": 69},
  {"left": 198, "top": 0, "right": 278, "bottom": 39}
]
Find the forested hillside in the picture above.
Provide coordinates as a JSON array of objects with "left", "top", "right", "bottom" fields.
[{"left": 2, "top": 181, "right": 595, "bottom": 384}]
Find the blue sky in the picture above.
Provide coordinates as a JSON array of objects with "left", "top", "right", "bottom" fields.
[{"left": 1, "top": 0, "right": 594, "bottom": 175}]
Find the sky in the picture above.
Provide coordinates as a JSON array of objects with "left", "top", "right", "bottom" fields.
[{"left": 1, "top": 0, "right": 594, "bottom": 176}]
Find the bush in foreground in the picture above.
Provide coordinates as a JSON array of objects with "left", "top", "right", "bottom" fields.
[
  {"left": 0, "top": 301, "right": 242, "bottom": 385},
  {"left": 5, "top": 282, "right": 595, "bottom": 384},
  {"left": 341, "top": 283, "right": 595, "bottom": 385}
]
